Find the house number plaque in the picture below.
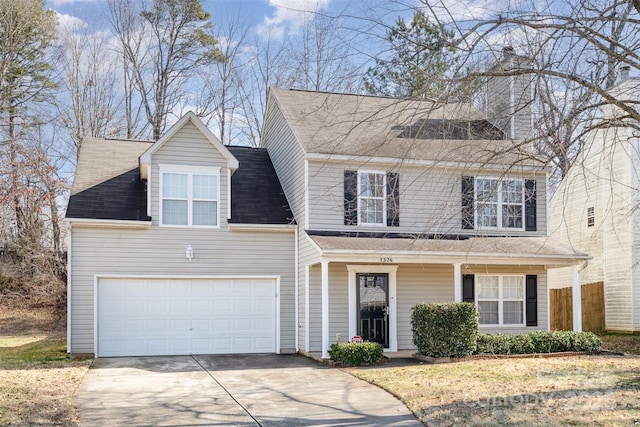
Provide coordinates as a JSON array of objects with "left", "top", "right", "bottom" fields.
[{"left": 379, "top": 257, "right": 393, "bottom": 263}]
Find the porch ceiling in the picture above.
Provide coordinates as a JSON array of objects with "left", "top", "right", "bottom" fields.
[{"left": 309, "top": 235, "right": 589, "bottom": 266}]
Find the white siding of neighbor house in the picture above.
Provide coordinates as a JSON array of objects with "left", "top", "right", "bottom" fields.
[
  {"left": 306, "top": 159, "right": 547, "bottom": 236},
  {"left": 549, "top": 124, "right": 638, "bottom": 331},
  {"left": 69, "top": 122, "right": 296, "bottom": 354},
  {"left": 633, "top": 134, "right": 640, "bottom": 331},
  {"left": 303, "top": 262, "right": 548, "bottom": 352}
]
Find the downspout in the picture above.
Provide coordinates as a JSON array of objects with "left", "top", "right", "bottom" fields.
[
  {"left": 66, "top": 222, "right": 72, "bottom": 354},
  {"left": 294, "top": 227, "right": 299, "bottom": 352}
]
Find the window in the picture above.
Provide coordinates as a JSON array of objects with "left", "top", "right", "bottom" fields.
[
  {"left": 476, "top": 178, "right": 523, "bottom": 229},
  {"left": 160, "top": 166, "right": 219, "bottom": 227},
  {"left": 358, "top": 171, "right": 386, "bottom": 225},
  {"left": 587, "top": 206, "right": 595, "bottom": 227},
  {"left": 477, "top": 275, "right": 525, "bottom": 325}
]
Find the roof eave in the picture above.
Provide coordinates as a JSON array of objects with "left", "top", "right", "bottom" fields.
[{"left": 317, "top": 248, "right": 590, "bottom": 267}]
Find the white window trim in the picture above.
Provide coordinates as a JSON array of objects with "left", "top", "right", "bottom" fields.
[
  {"left": 159, "top": 164, "right": 221, "bottom": 228},
  {"left": 476, "top": 274, "right": 526, "bottom": 326},
  {"left": 357, "top": 169, "right": 387, "bottom": 227},
  {"left": 475, "top": 176, "right": 525, "bottom": 231}
]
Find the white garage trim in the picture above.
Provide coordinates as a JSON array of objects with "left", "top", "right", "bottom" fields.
[{"left": 94, "top": 274, "right": 281, "bottom": 357}]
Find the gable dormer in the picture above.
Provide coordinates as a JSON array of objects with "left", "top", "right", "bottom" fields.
[{"left": 139, "top": 112, "right": 239, "bottom": 227}]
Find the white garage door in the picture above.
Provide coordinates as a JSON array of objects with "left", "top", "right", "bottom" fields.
[{"left": 97, "top": 278, "right": 277, "bottom": 357}]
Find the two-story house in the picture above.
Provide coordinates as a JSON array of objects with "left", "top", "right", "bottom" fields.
[
  {"left": 66, "top": 76, "right": 588, "bottom": 358},
  {"left": 262, "top": 88, "right": 588, "bottom": 359},
  {"left": 549, "top": 68, "right": 640, "bottom": 332}
]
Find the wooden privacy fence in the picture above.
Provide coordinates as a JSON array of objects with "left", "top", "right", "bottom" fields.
[{"left": 550, "top": 281, "right": 605, "bottom": 333}]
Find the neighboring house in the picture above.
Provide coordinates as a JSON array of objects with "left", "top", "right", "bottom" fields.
[
  {"left": 66, "top": 54, "right": 588, "bottom": 358},
  {"left": 549, "top": 68, "right": 640, "bottom": 332}
]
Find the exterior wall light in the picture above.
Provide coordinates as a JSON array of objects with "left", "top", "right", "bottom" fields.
[{"left": 186, "top": 244, "right": 194, "bottom": 261}]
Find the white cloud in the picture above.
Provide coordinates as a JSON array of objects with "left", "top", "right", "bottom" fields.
[
  {"left": 257, "top": 0, "right": 331, "bottom": 39},
  {"left": 49, "top": 0, "right": 96, "bottom": 6},
  {"left": 55, "top": 12, "right": 88, "bottom": 32}
]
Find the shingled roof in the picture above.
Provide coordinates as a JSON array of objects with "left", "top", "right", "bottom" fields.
[
  {"left": 66, "top": 137, "right": 152, "bottom": 221},
  {"left": 269, "top": 88, "right": 543, "bottom": 168},
  {"left": 66, "top": 138, "right": 294, "bottom": 225},
  {"left": 227, "top": 146, "right": 294, "bottom": 225}
]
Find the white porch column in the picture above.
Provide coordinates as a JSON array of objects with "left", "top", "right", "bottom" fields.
[
  {"left": 572, "top": 266, "right": 582, "bottom": 332},
  {"left": 321, "top": 261, "right": 330, "bottom": 359},
  {"left": 453, "top": 263, "right": 462, "bottom": 302}
]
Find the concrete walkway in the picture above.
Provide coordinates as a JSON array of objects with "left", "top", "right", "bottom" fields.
[{"left": 76, "top": 354, "right": 422, "bottom": 426}]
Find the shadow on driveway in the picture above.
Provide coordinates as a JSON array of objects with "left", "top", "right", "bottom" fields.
[{"left": 76, "top": 354, "right": 422, "bottom": 426}]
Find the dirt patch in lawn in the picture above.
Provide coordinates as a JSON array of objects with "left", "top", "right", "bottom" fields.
[
  {"left": 0, "top": 302, "right": 91, "bottom": 427},
  {"left": 348, "top": 355, "right": 640, "bottom": 426}
]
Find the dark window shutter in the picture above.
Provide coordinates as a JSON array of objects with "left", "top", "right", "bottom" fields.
[
  {"left": 386, "top": 172, "right": 399, "bottom": 227},
  {"left": 525, "top": 179, "right": 537, "bottom": 231},
  {"left": 461, "top": 176, "right": 474, "bottom": 229},
  {"left": 526, "top": 275, "right": 538, "bottom": 326},
  {"left": 462, "top": 274, "right": 475, "bottom": 302},
  {"left": 344, "top": 170, "right": 358, "bottom": 225}
]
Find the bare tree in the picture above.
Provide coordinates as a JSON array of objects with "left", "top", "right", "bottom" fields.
[
  {"left": 107, "top": 0, "right": 223, "bottom": 140},
  {"left": 418, "top": 0, "right": 639, "bottom": 180},
  {"left": 56, "top": 16, "right": 126, "bottom": 157},
  {"left": 287, "top": 12, "right": 360, "bottom": 93}
]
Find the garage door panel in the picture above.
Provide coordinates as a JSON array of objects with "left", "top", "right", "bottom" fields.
[{"left": 98, "top": 278, "right": 277, "bottom": 357}]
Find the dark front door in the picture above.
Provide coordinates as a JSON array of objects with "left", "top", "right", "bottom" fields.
[{"left": 357, "top": 273, "right": 389, "bottom": 348}]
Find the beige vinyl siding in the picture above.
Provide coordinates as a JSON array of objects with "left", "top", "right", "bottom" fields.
[
  {"left": 396, "top": 264, "right": 454, "bottom": 349},
  {"left": 303, "top": 261, "right": 546, "bottom": 352},
  {"left": 307, "top": 159, "right": 547, "bottom": 236},
  {"left": 151, "top": 121, "right": 230, "bottom": 225},
  {"left": 69, "top": 226, "right": 296, "bottom": 354},
  {"left": 308, "top": 264, "right": 322, "bottom": 352},
  {"left": 261, "top": 96, "right": 307, "bottom": 224},
  {"left": 299, "top": 234, "right": 320, "bottom": 350}
]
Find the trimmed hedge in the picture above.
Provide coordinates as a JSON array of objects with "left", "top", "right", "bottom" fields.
[
  {"left": 328, "top": 342, "right": 384, "bottom": 366},
  {"left": 475, "top": 331, "right": 602, "bottom": 355},
  {"left": 412, "top": 302, "right": 479, "bottom": 358}
]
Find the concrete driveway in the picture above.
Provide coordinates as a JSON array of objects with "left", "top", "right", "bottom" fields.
[{"left": 76, "top": 354, "right": 422, "bottom": 426}]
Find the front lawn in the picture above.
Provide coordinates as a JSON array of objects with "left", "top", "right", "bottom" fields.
[
  {"left": 348, "top": 356, "right": 640, "bottom": 426},
  {"left": 0, "top": 304, "right": 91, "bottom": 426}
]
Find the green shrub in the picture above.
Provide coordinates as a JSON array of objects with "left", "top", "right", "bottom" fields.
[
  {"left": 475, "top": 331, "right": 602, "bottom": 355},
  {"left": 328, "top": 342, "right": 384, "bottom": 366},
  {"left": 411, "top": 302, "right": 479, "bottom": 358}
]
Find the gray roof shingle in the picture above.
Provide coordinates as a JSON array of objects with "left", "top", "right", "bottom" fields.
[
  {"left": 66, "top": 138, "right": 294, "bottom": 225},
  {"left": 270, "top": 88, "right": 543, "bottom": 168}
]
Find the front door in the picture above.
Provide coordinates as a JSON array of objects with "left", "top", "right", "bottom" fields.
[{"left": 357, "top": 273, "right": 389, "bottom": 348}]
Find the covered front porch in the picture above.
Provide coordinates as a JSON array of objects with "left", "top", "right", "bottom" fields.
[{"left": 301, "top": 235, "right": 590, "bottom": 359}]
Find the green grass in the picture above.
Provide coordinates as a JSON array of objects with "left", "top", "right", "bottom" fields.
[{"left": 0, "top": 336, "right": 77, "bottom": 369}]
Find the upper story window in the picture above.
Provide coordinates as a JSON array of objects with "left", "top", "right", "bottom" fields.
[
  {"left": 587, "top": 206, "right": 595, "bottom": 227},
  {"left": 358, "top": 171, "right": 386, "bottom": 225},
  {"left": 160, "top": 165, "right": 220, "bottom": 227},
  {"left": 476, "top": 178, "right": 523, "bottom": 229},
  {"left": 477, "top": 275, "right": 525, "bottom": 325},
  {"left": 344, "top": 170, "right": 399, "bottom": 227},
  {"left": 462, "top": 176, "right": 536, "bottom": 231}
]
